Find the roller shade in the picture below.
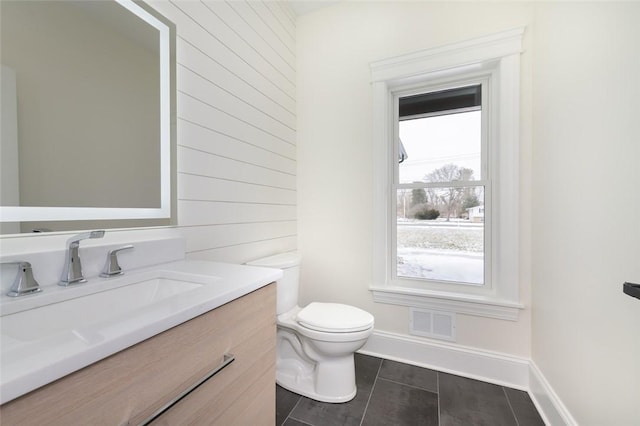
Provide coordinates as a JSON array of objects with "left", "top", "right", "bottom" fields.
[{"left": 399, "top": 85, "right": 481, "bottom": 118}]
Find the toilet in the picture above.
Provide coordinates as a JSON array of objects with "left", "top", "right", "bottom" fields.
[{"left": 247, "top": 252, "right": 374, "bottom": 403}]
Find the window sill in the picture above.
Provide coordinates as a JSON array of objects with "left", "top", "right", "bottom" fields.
[{"left": 370, "top": 285, "right": 524, "bottom": 321}]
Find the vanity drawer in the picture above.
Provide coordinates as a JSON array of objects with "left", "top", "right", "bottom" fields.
[
  {"left": 0, "top": 283, "right": 276, "bottom": 425},
  {"left": 148, "top": 320, "right": 275, "bottom": 425}
]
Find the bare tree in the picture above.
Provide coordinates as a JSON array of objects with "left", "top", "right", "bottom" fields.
[
  {"left": 424, "top": 164, "right": 475, "bottom": 221},
  {"left": 410, "top": 187, "right": 427, "bottom": 207}
]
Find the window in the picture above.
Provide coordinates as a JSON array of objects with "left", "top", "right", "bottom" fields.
[
  {"left": 370, "top": 28, "right": 525, "bottom": 320},
  {"left": 396, "top": 84, "right": 487, "bottom": 286}
]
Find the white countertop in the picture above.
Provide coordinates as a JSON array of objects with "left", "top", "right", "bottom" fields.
[{"left": 0, "top": 260, "right": 282, "bottom": 404}]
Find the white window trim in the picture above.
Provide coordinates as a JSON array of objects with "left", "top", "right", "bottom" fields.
[{"left": 370, "top": 28, "right": 525, "bottom": 321}]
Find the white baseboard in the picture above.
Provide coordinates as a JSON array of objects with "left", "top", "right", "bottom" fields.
[
  {"left": 360, "top": 330, "right": 530, "bottom": 390},
  {"left": 529, "top": 361, "right": 577, "bottom": 426},
  {"left": 359, "top": 330, "right": 574, "bottom": 426}
]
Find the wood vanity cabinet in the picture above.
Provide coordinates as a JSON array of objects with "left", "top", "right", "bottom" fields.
[{"left": 0, "top": 283, "right": 276, "bottom": 426}]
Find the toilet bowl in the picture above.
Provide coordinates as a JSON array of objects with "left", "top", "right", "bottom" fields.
[{"left": 247, "top": 252, "right": 374, "bottom": 403}]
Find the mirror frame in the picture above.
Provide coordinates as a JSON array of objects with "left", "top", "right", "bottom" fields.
[{"left": 0, "top": 0, "right": 175, "bottom": 224}]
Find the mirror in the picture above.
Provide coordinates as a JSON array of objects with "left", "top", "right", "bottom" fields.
[{"left": 0, "top": 0, "right": 176, "bottom": 234}]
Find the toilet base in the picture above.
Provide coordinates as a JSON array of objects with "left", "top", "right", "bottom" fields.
[
  {"left": 275, "top": 308, "right": 372, "bottom": 404},
  {"left": 276, "top": 364, "right": 357, "bottom": 403}
]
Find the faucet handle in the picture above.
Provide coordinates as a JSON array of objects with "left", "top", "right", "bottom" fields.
[
  {"left": 2, "top": 261, "right": 42, "bottom": 297},
  {"left": 100, "top": 245, "right": 134, "bottom": 278}
]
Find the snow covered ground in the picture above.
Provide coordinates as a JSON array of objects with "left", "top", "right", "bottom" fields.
[
  {"left": 396, "top": 220, "right": 484, "bottom": 284},
  {"left": 397, "top": 248, "right": 483, "bottom": 284}
]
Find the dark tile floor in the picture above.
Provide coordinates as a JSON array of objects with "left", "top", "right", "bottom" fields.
[{"left": 276, "top": 353, "right": 545, "bottom": 426}]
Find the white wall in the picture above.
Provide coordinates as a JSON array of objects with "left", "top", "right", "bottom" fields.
[
  {"left": 297, "top": 2, "right": 639, "bottom": 424},
  {"left": 531, "top": 3, "right": 640, "bottom": 425},
  {"left": 147, "top": 0, "right": 297, "bottom": 263},
  {"left": 296, "top": 1, "right": 534, "bottom": 357}
]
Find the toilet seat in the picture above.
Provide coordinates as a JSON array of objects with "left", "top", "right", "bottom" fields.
[{"left": 296, "top": 302, "right": 374, "bottom": 333}]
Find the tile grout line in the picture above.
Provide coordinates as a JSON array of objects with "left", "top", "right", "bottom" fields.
[
  {"left": 358, "top": 359, "right": 384, "bottom": 426},
  {"left": 437, "top": 371, "right": 442, "bottom": 426},
  {"left": 502, "top": 386, "right": 521, "bottom": 426},
  {"left": 287, "top": 416, "right": 314, "bottom": 426},
  {"left": 375, "top": 376, "right": 438, "bottom": 394},
  {"left": 282, "top": 394, "right": 304, "bottom": 426}
]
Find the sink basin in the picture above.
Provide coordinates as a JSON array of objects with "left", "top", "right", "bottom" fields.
[{"left": 1, "top": 276, "right": 203, "bottom": 342}]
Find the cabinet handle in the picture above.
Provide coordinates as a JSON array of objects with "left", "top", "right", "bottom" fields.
[
  {"left": 137, "top": 353, "right": 236, "bottom": 425},
  {"left": 623, "top": 282, "right": 640, "bottom": 300}
]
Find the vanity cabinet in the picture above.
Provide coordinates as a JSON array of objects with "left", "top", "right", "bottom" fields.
[{"left": 0, "top": 283, "right": 276, "bottom": 425}]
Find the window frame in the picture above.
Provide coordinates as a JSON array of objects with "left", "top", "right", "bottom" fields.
[
  {"left": 393, "top": 79, "right": 491, "bottom": 291},
  {"left": 370, "top": 28, "right": 525, "bottom": 321}
]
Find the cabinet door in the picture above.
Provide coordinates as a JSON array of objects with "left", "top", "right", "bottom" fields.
[{"left": 0, "top": 284, "right": 276, "bottom": 426}]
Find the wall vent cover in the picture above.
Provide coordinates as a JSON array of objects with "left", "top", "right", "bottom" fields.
[{"left": 409, "top": 308, "right": 456, "bottom": 341}]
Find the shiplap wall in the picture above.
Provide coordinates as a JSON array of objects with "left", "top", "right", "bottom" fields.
[{"left": 146, "top": 0, "right": 297, "bottom": 263}]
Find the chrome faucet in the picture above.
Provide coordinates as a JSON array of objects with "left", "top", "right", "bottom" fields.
[
  {"left": 59, "top": 230, "right": 105, "bottom": 286},
  {"left": 3, "top": 261, "right": 42, "bottom": 297}
]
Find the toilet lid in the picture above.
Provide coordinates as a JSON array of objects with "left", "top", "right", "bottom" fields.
[{"left": 296, "top": 303, "right": 374, "bottom": 333}]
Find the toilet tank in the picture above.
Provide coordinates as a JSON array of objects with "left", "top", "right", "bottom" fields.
[{"left": 246, "top": 252, "right": 301, "bottom": 315}]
